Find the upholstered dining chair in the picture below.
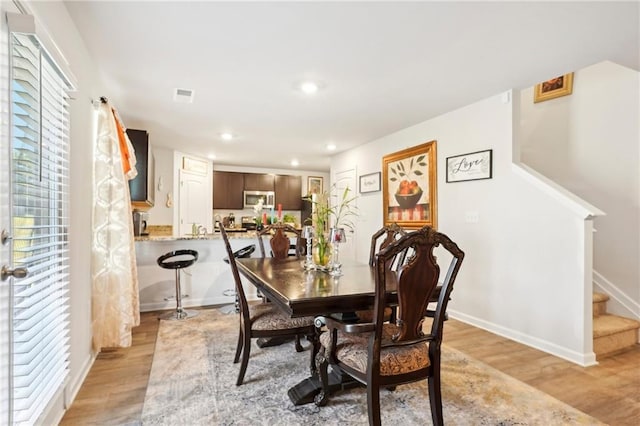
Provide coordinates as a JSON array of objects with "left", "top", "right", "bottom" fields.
[
  {"left": 369, "top": 223, "right": 442, "bottom": 319},
  {"left": 357, "top": 223, "right": 408, "bottom": 323},
  {"left": 255, "top": 223, "right": 307, "bottom": 350},
  {"left": 314, "top": 225, "right": 464, "bottom": 426},
  {"left": 368, "top": 222, "right": 408, "bottom": 268},
  {"left": 256, "top": 223, "right": 303, "bottom": 259},
  {"left": 220, "top": 227, "right": 317, "bottom": 386}
]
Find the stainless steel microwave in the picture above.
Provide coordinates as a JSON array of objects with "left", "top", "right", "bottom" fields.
[{"left": 243, "top": 190, "right": 275, "bottom": 210}]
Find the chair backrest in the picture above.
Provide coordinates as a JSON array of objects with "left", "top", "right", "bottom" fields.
[
  {"left": 257, "top": 223, "right": 303, "bottom": 259},
  {"left": 369, "top": 223, "right": 408, "bottom": 268},
  {"left": 220, "top": 227, "right": 250, "bottom": 322},
  {"left": 373, "top": 225, "right": 464, "bottom": 347}
]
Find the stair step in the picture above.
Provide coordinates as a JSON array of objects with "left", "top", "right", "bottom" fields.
[
  {"left": 592, "top": 292, "right": 609, "bottom": 317},
  {"left": 593, "top": 314, "right": 640, "bottom": 358}
]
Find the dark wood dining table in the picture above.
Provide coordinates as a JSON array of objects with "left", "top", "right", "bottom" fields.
[{"left": 235, "top": 257, "right": 398, "bottom": 405}]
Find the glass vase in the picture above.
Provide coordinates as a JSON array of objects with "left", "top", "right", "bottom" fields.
[{"left": 313, "top": 239, "right": 331, "bottom": 268}]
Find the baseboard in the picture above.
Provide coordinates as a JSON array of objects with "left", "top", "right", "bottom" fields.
[
  {"left": 449, "top": 309, "right": 598, "bottom": 367},
  {"left": 41, "top": 350, "right": 97, "bottom": 425},
  {"left": 64, "top": 351, "right": 97, "bottom": 409},
  {"left": 593, "top": 270, "right": 640, "bottom": 320}
]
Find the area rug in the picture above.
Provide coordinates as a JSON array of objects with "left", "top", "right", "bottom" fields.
[{"left": 141, "top": 308, "right": 602, "bottom": 425}]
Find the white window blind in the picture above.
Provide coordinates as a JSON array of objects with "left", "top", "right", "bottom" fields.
[{"left": 10, "top": 27, "right": 71, "bottom": 425}]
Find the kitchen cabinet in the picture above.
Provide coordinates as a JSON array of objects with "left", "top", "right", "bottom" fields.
[
  {"left": 243, "top": 173, "right": 274, "bottom": 191},
  {"left": 274, "top": 175, "right": 302, "bottom": 210},
  {"left": 127, "top": 129, "right": 155, "bottom": 209},
  {"left": 213, "top": 171, "right": 244, "bottom": 209}
]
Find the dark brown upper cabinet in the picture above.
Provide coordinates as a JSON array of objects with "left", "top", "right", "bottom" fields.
[
  {"left": 213, "top": 171, "right": 244, "bottom": 209},
  {"left": 243, "top": 173, "right": 274, "bottom": 191},
  {"left": 274, "top": 175, "right": 302, "bottom": 210}
]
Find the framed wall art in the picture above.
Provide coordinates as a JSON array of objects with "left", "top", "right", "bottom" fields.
[
  {"left": 446, "top": 149, "right": 492, "bottom": 183},
  {"left": 182, "top": 156, "right": 208, "bottom": 175},
  {"left": 359, "top": 172, "right": 381, "bottom": 193},
  {"left": 534, "top": 72, "right": 574, "bottom": 103},
  {"left": 307, "top": 176, "right": 323, "bottom": 195},
  {"left": 382, "top": 141, "right": 437, "bottom": 229}
]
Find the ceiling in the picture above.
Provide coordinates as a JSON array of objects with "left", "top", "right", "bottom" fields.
[{"left": 64, "top": 1, "right": 639, "bottom": 172}]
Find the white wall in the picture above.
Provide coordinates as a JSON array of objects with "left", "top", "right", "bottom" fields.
[
  {"left": 520, "top": 61, "right": 640, "bottom": 319},
  {"left": 147, "top": 146, "right": 174, "bottom": 226},
  {"left": 332, "top": 90, "right": 598, "bottom": 365},
  {"left": 21, "top": 1, "right": 104, "bottom": 424}
]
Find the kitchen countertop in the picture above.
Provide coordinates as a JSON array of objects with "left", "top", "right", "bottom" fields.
[{"left": 135, "top": 229, "right": 257, "bottom": 242}]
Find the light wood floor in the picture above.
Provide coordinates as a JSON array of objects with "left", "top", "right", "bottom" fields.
[{"left": 60, "top": 310, "right": 640, "bottom": 425}]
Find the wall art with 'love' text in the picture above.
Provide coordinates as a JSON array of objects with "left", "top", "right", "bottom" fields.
[{"left": 446, "top": 149, "right": 493, "bottom": 183}]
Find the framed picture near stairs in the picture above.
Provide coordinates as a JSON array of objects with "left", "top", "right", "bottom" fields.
[{"left": 534, "top": 72, "right": 574, "bottom": 103}]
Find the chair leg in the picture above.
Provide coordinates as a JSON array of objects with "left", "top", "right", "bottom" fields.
[
  {"left": 428, "top": 372, "right": 444, "bottom": 426},
  {"left": 294, "top": 334, "right": 304, "bottom": 352},
  {"left": 236, "top": 330, "right": 251, "bottom": 386},
  {"left": 233, "top": 324, "right": 243, "bottom": 364},
  {"left": 314, "top": 349, "right": 330, "bottom": 407},
  {"left": 309, "top": 329, "right": 320, "bottom": 377},
  {"left": 367, "top": 383, "right": 381, "bottom": 426}
]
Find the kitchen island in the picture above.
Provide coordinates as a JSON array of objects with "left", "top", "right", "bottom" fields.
[{"left": 135, "top": 231, "right": 262, "bottom": 312}]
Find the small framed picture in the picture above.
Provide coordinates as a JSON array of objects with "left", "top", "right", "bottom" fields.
[
  {"left": 446, "top": 149, "right": 492, "bottom": 183},
  {"left": 307, "top": 176, "right": 323, "bottom": 195},
  {"left": 359, "top": 172, "right": 381, "bottom": 193},
  {"left": 534, "top": 73, "right": 574, "bottom": 103},
  {"left": 182, "top": 156, "right": 208, "bottom": 175}
]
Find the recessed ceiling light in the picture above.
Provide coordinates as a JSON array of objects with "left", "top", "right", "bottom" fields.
[
  {"left": 291, "top": 159, "right": 300, "bottom": 167},
  {"left": 220, "top": 133, "right": 234, "bottom": 141},
  {"left": 207, "top": 153, "right": 216, "bottom": 160},
  {"left": 300, "top": 81, "right": 319, "bottom": 94},
  {"left": 326, "top": 143, "right": 336, "bottom": 151}
]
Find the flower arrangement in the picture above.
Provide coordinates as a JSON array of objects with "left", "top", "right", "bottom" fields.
[
  {"left": 253, "top": 197, "right": 264, "bottom": 228},
  {"left": 309, "top": 183, "right": 357, "bottom": 266}
]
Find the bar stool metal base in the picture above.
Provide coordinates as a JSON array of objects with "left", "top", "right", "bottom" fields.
[{"left": 160, "top": 308, "right": 199, "bottom": 320}]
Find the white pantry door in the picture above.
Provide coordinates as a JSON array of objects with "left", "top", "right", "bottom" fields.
[{"left": 179, "top": 169, "right": 211, "bottom": 235}]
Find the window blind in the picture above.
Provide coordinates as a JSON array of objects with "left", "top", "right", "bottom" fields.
[{"left": 10, "top": 30, "right": 71, "bottom": 425}]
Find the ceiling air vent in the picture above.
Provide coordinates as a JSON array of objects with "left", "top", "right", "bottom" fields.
[{"left": 173, "top": 88, "right": 194, "bottom": 103}]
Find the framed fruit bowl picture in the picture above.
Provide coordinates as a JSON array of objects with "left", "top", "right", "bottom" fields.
[{"left": 382, "top": 141, "right": 437, "bottom": 229}]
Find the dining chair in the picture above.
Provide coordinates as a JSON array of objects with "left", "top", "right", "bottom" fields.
[
  {"left": 220, "top": 227, "right": 318, "bottom": 386},
  {"left": 256, "top": 223, "right": 303, "bottom": 259},
  {"left": 255, "top": 223, "right": 308, "bottom": 350},
  {"left": 357, "top": 223, "right": 408, "bottom": 323},
  {"left": 314, "top": 225, "right": 465, "bottom": 426},
  {"left": 369, "top": 223, "right": 443, "bottom": 319},
  {"left": 368, "top": 222, "right": 408, "bottom": 268}
]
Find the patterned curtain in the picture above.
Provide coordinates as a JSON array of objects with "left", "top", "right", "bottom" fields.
[{"left": 91, "top": 100, "right": 140, "bottom": 351}]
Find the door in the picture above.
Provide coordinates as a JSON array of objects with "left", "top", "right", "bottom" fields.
[
  {"left": 0, "top": 83, "right": 10, "bottom": 426},
  {"left": 0, "top": 4, "right": 14, "bottom": 421},
  {"left": 179, "top": 169, "right": 211, "bottom": 235},
  {"left": 333, "top": 168, "right": 357, "bottom": 262}
]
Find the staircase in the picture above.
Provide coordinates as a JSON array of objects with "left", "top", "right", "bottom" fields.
[{"left": 593, "top": 292, "right": 640, "bottom": 359}]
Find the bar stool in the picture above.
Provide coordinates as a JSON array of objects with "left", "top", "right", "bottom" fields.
[{"left": 157, "top": 249, "right": 199, "bottom": 320}]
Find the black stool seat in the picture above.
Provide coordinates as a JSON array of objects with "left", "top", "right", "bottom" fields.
[
  {"left": 157, "top": 249, "right": 198, "bottom": 269},
  {"left": 157, "top": 249, "right": 199, "bottom": 320}
]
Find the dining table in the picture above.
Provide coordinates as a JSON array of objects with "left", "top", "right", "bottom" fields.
[{"left": 235, "top": 256, "right": 398, "bottom": 405}]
